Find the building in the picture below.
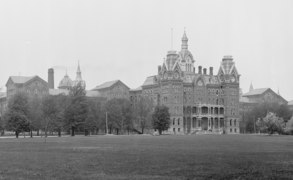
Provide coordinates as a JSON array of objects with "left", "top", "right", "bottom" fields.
[
  {"left": 5, "top": 75, "right": 49, "bottom": 101},
  {"left": 92, "top": 80, "right": 130, "bottom": 100},
  {"left": 288, "top": 100, "right": 293, "bottom": 111},
  {"left": 132, "top": 31, "right": 240, "bottom": 134},
  {"left": 50, "top": 62, "right": 99, "bottom": 97},
  {"left": 241, "top": 85, "right": 287, "bottom": 105},
  {"left": 129, "top": 86, "right": 142, "bottom": 107},
  {"left": 0, "top": 92, "right": 7, "bottom": 119}
]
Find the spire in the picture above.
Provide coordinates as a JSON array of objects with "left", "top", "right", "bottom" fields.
[
  {"left": 181, "top": 28, "right": 188, "bottom": 50},
  {"left": 76, "top": 60, "right": 82, "bottom": 81},
  {"left": 249, "top": 82, "right": 254, "bottom": 92}
]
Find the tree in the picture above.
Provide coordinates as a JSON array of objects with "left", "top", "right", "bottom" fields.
[
  {"left": 52, "top": 94, "right": 70, "bottom": 137},
  {"left": 85, "top": 97, "right": 106, "bottom": 135},
  {"left": 104, "top": 98, "right": 133, "bottom": 135},
  {"left": 152, "top": 105, "right": 170, "bottom": 135},
  {"left": 4, "top": 92, "right": 30, "bottom": 138},
  {"left": 27, "top": 95, "right": 43, "bottom": 137},
  {"left": 133, "top": 96, "right": 153, "bottom": 134},
  {"left": 256, "top": 112, "right": 285, "bottom": 135},
  {"left": 64, "top": 82, "right": 88, "bottom": 136},
  {"left": 243, "top": 102, "right": 292, "bottom": 133},
  {"left": 41, "top": 95, "right": 62, "bottom": 138},
  {"left": 285, "top": 117, "right": 293, "bottom": 135}
]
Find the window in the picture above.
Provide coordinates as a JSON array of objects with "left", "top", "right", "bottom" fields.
[
  {"left": 234, "top": 119, "right": 236, "bottom": 126},
  {"left": 178, "top": 118, "right": 180, "bottom": 125},
  {"left": 234, "top": 128, "right": 237, "bottom": 133},
  {"left": 178, "top": 128, "right": 180, "bottom": 132},
  {"left": 173, "top": 128, "right": 175, "bottom": 132},
  {"left": 173, "top": 118, "right": 175, "bottom": 125},
  {"left": 230, "top": 119, "right": 232, "bottom": 126},
  {"left": 230, "top": 128, "right": 232, "bottom": 132}
]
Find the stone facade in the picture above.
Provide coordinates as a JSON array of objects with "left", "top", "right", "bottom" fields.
[{"left": 135, "top": 31, "right": 240, "bottom": 134}]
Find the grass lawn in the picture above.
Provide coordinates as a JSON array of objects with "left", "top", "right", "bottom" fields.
[{"left": 0, "top": 135, "right": 292, "bottom": 180}]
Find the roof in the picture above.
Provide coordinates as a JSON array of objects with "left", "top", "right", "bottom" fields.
[
  {"left": 93, "top": 80, "right": 119, "bottom": 90},
  {"left": 93, "top": 80, "right": 129, "bottom": 90},
  {"left": 142, "top": 76, "right": 157, "bottom": 86},
  {"left": 9, "top": 76, "right": 35, "bottom": 84},
  {"left": 0, "top": 92, "right": 6, "bottom": 99},
  {"left": 130, "top": 86, "right": 142, "bottom": 91},
  {"left": 242, "top": 88, "right": 269, "bottom": 96},
  {"left": 49, "top": 89, "right": 101, "bottom": 97},
  {"left": 288, "top": 100, "right": 293, "bottom": 106},
  {"left": 49, "top": 89, "right": 69, "bottom": 96}
]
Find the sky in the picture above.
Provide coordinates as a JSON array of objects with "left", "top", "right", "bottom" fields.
[{"left": 0, "top": 0, "right": 293, "bottom": 100}]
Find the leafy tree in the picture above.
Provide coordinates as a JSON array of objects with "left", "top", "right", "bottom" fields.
[
  {"left": 243, "top": 102, "right": 292, "bottom": 133},
  {"left": 104, "top": 98, "right": 133, "bottom": 135},
  {"left": 52, "top": 94, "right": 70, "bottom": 136},
  {"left": 152, "top": 105, "right": 170, "bottom": 135},
  {"left": 64, "top": 82, "right": 88, "bottom": 136},
  {"left": 133, "top": 96, "right": 153, "bottom": 134},
  {"left": 27, "top": 96, "right": 42, "bottom": 137},
  {"left": 119, "top": 98, "right": 133, "bottom": 134},
  {"left": 256, "top": 112, "right": 285, "bottom": 134},
  {"left": 41, "top": 95, "right": 62, "bottom": 138},
  {"left": 5, "top": 92, "right": 30, "bottom": 138},
  {"left": 85, "top": 97, "right": 106, "bottom": 135}
]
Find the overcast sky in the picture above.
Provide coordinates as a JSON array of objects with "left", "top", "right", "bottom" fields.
[{"left": 0, "top": 0, "right": 293, "bottom": 100}]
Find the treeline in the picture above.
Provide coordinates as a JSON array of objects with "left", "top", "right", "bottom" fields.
[
  {"left": 240, "top": 102, "right": 293, "bottom": 134},
  {"left": 0, "top": 83, "right": 171, "bottom": 138}
]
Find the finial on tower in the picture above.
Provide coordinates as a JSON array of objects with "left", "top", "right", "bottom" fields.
[
  {"left": 171, "top": 28, "right": 173, "bottom": 50},
  {"left": 181, "top": 28, "right": 188, "bottom": 50}
]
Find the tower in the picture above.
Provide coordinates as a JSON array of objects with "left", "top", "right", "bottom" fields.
[
  {"left": 249, "top": 82, "right": 254, "bottom": 92},
  {"left": 181, "top": 30, "right": 188, "bottom": 50},
  {"left": 73, "top": 61, "right": 86, "bottom": 88},
  {"left": 48, "top": 68, "right": 54, "bottom": 89}
]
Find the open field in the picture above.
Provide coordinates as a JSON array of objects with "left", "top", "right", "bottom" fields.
[{"left": 0, "top": 135, "right": 292, "bottom": 180}]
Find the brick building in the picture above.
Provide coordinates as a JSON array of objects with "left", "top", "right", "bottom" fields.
[
  {"left": 92, "top": 80, "right": 130, "bottom": 100},
  {"left": 131, "top": 31, "right": 240, "bottom": 134}
]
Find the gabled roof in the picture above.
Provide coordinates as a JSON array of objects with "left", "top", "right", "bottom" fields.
[
  {"left": 92, "top": 80, "right": 129, "bottom": 90},
  {"left": 9, "top": 76, "right": 35, "bottom": 84},
  {"left": 6, "top": 76, "right": 48, "bottom": 87},
  {"left": 242, "top": 88, "right": 269, "bottom": 96}
]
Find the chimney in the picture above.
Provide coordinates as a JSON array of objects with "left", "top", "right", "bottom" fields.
[
  {"left": 209, "top": 67, "right": 213, "bottom": 75},
  {"left": 158, "top": 65, "right": 161, "bottom": 74},
  {"left": 48, "top": 68, "right": 54, "bottom": 89},
  {"left": 198, "top": 66, "right": 202, "bottom": 74},
  {"left": 203, "top": 68, "right": 207, "bottom": 75}
]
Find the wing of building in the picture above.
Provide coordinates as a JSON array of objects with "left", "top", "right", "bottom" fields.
[{"left": 92, "top": 80, "right": 130, "bottom": 100}]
